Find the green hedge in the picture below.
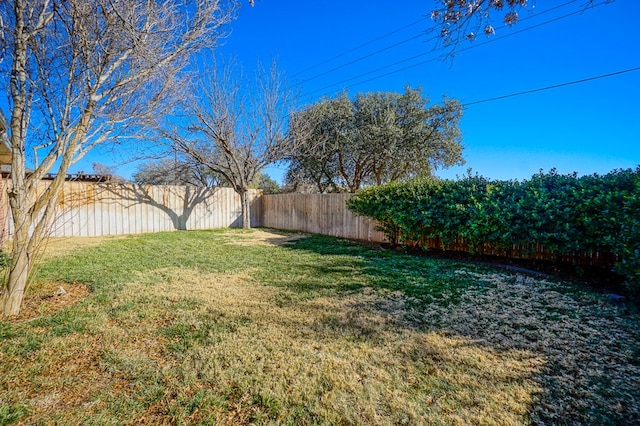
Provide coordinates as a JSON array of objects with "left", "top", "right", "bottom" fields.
[{"left": 347, "top": 168, "right": 640, "bottom": 290}]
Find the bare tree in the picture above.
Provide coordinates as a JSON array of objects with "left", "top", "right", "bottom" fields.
[
  {"left": 430, "top": 0, "right": 529, "bottom": 47},
  {"left": 0, "top": 0, "right": 239, "bottom": 317},
  {"left": 91, "top": 163, "right": 126, "bottom": 183},
  {"left": 165, "top": 59, "right": 297, "bottom": 228}
]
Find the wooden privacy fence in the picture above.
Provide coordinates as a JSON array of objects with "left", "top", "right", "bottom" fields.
[
  {"left": 0, "top": 183, "right": 618, "bottom": 269},
  {"left": 261, "top": 193, "right": 386, "bottom": 243},
  {"left": 0, "top": 181, "right": 262, "bottom": 240},
  {"left": 414, "top": 236, "right": 618, "bottom": 268}
]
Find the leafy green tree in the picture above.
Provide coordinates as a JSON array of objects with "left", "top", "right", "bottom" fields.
[
  {"left": 286, "top": 94, "right": 352, "bottom": 193},
  {"left": 287, "top": 87, "right": 464, "bottom": 193},
  {"left": 249, "top": 172, "right": 280, "bottom": 194}
]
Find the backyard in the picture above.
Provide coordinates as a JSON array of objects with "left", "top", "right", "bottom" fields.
[{"left": 1, "top": 229, "right": 639, "bottom": 424}]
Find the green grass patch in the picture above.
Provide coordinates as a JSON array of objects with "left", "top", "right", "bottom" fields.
[{"left": 0, "top": 228, "right": 638, "bottom": 424}]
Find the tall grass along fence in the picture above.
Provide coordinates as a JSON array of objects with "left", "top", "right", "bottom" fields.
[
  {"left": 0, "top": 181, "right": 262, "bottom": 241},
  {"left": 347, "top": 168, "right": 640, "bottom": 289}
]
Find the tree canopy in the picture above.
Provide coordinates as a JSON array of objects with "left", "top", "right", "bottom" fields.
[
  {"left": 286, "top": 87, "right": 464, "bottom": 193},
  {"left": 249, "top": 172, "right": 281, "bottom": 194}
]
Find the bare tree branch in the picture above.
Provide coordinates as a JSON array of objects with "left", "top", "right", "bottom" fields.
[{"left": 164, "top": 58, "right": 298, "bottom": 228}]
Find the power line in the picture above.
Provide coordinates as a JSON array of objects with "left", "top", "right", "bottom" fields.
[
  {"left": 300, "top": 6, "right": 587, "bottom": 100},
  {"left": 299, "top": 0, "right": 611, "bottom": 102},
  {"left": 299, "top": 33, "right": 425, "bottom": 85},
  {"left": 295, "top": 0, "right": 580, "bottom": 89},
  {"left": 462, "top": 66, "right": 640, "bottom": 106},
  {"left": 292, "top": 16, "right": 430, "bottom": 78}
]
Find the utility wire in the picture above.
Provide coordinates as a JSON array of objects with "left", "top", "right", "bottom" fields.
[
  {"left": 299, "top": 0, "right": 611, "bottom": 102},
  {"left": 295, "top": 0, "right": 580, "bottom": 90},
  {"left": 300, "top": 33, "right": 425, "bottom": 84},
  {"left": 292, "top": 16, "right": 430, "bottom": 77},
  {"left": 462, "top": 66, "right": 640, "bottom": 106}
]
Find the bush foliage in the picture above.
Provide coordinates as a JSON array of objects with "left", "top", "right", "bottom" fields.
[{"left": 347, "top": 167, "right": 640, "bottom": 290}]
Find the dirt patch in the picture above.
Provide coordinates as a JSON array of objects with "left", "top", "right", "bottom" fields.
[
  {"left": 37, "top": 235, "right": 127, "bottom": 259},
  {"left": 219, "top": 229, "right": 309, "bottom": 247},
  {"left": 10, "top": 281, "right": 90, "bottom": 323},
  {"left": 2, "top": 236, "right": 108, "bottom": 323}
]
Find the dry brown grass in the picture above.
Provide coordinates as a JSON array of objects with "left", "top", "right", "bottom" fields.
[
  {"left": 44, "top": 267, "right": 544, "bottom": 424},
  {"left": 5, "top": 235, "right": 130, "bottom": 323},
  {"left": 417, "top": 269, "right": 640, "bottom": 422},
  {"left": 36, "top": 235, "right": 127, "bottom": 258},
  {"left": 10, "top": 281, "right": 90, "bottom": 323},
  {"left": 2, "top": 267, "right": 545, "bottom": 424},
  {"left": 216, "top": 228, "right": 308, "bottom": 247}
]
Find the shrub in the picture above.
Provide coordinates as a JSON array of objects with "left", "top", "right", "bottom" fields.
[
  {"left": 347, "top": 167, "right": 640, "bottom": 291},
  {"left": 347, "top": 179, "right": 442, "bottom": 245}
]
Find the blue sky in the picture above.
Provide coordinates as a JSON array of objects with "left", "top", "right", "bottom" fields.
[
  {"left": 82, "top": 0, "right": 639, "bottom": 183},
  {"left": 219, "top": 0, "right": 639, "bottom": 183}
]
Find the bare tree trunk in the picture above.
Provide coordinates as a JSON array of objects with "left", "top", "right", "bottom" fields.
[
  {"left": 1, "top": 191, "right": 32, "bottom": 316},
  {"left": 240, "top": 190, "right": 251, "bottom": 229},
  {"left": 2, "top": 232, "right": 30, "bottom": 316}
]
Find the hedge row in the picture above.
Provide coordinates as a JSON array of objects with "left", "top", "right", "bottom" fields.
[{"left": 347, "top": 168, "right": 640, "bottom": 289}]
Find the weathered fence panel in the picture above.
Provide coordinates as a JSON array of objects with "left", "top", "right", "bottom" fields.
[
  {"left": 262, "top": 193, "right": 386, "bottom": 243},
  {"left": 0, "top": 181, "right": 262, "bottom": 239}
]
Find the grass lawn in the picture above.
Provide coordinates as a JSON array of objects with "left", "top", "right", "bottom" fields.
[{"left": 1, "top": 229, "right": 639, "bottom": 424}]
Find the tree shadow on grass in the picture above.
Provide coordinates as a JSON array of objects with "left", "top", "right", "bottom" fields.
[
  {"left": 278, "top": 233, "right": 640, "bottom": 424},
  {"left": 270, "top": 233, "right": 483, "bottom": 306}
]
